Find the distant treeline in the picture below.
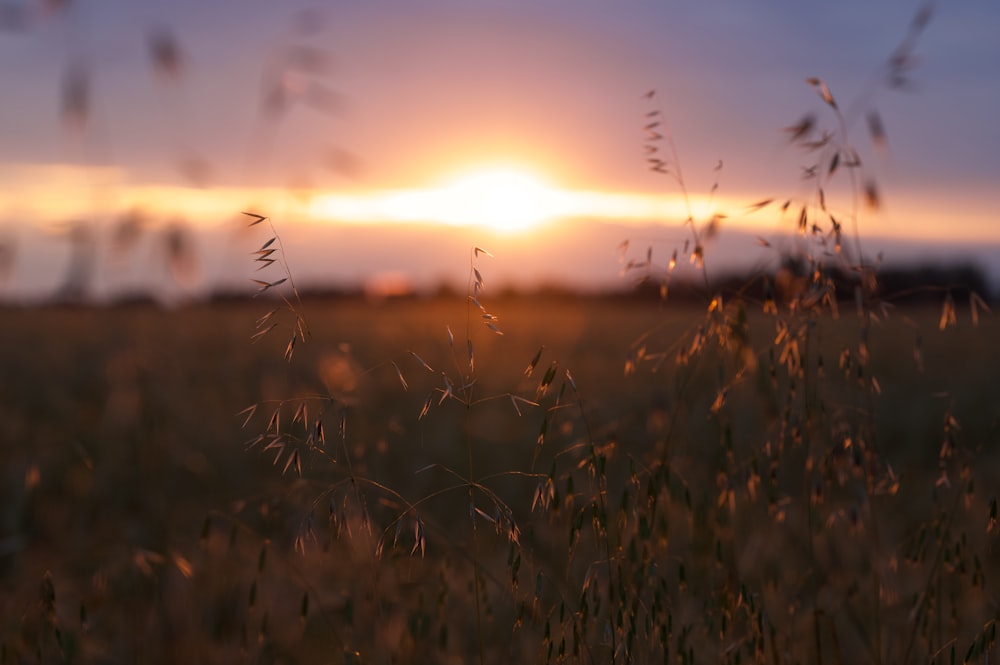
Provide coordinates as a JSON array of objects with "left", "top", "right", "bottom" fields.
[
  {"left": 27, "top": 260, "right": 989, "bottom": 308},
  {"left": 624, "top": 259, "right": 994, "bottom": 306},
  {"left": 291, "top": 261, "right": 993, "bottom": 306}
]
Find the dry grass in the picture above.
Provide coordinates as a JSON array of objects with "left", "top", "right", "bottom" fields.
[
  {"left": 3, "top": 295, "right": 995, "bottom": 663},
  {"left": 4, "top": 4, "right": 997, "bottom": 663}
]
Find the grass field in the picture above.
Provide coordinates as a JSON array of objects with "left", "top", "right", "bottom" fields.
[{"left": 1, "top": 295, "right": 997, "bottom": 663}]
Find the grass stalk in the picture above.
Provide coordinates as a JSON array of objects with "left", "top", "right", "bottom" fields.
[{"left": 465, "top": 248, "right": 487, "bottom": 665}]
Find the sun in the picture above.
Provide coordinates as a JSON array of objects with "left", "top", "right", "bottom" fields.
[
  {"left": 431, "top": 168, "right": 568, "bottom": 232},
  {"left": 307, "top": 166, "right": 569, "bottom": 232}
]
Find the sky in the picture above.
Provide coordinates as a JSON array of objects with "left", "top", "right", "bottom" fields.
[{"left": 0, "top": 0, "right": 998, "bottom": 301}]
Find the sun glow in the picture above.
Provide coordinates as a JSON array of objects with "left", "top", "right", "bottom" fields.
[
  {"left": 309, "top": 167, "right": 574, "bottom": 233},
  {"left": 431, "top": 168, "right": 569, "bottom": 232}
]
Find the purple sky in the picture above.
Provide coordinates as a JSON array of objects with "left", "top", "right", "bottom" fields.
[{"left": 0, "top": 1, "right": 998, "bottom": 301}]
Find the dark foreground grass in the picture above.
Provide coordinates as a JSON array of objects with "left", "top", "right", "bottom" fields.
[{"left": 0, "top": 296, "right": 997, "bottom": 663}]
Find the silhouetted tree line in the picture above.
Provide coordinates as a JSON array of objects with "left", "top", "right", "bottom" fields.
[
  {"left": 872, "top": 264, "right": 992, "bottom": 303},
  {"left": 626, "top": 255, "right": 993, "bottom": 306}
]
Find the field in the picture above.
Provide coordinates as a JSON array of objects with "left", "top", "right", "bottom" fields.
[{"left": 1, "top": 295, "right": 998, "bottom": 663}]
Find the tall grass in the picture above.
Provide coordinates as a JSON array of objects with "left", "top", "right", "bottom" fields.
[
  {"left": 2, "top": 3, "right": 997, "bottom": 664},
  {"left": 0, "top": 298, "right": 995, "bottom": 661},
  {"left": 219, "top": 6, "right": 998, "bottom": 664}
]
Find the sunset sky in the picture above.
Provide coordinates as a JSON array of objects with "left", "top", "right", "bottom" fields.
[{"left": 0, "top": 0, "right": 997, "bottom": 301}]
